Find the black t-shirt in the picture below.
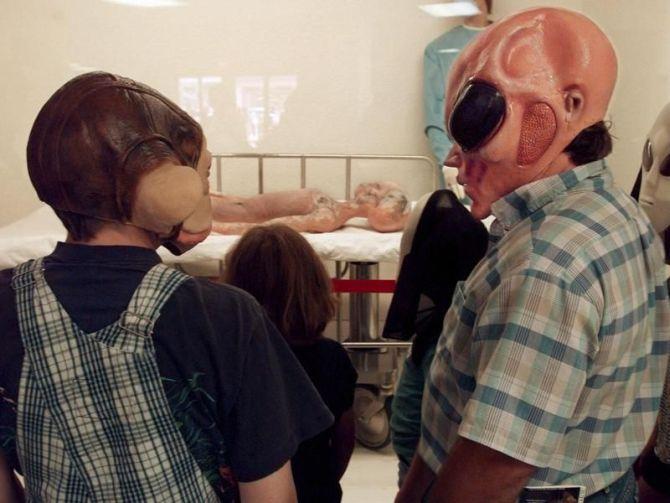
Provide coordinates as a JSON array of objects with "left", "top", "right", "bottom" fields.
[
  {"left": 0, "top": 243, "right": 333, "bottom": 501},
  {"left": 290, "top": 338, "right": 358, "bottom": 503}
]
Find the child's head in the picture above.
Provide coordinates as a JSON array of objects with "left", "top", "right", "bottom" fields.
[
  {"left": 27, "top": 71, "right": 212, "bottom": 253},
  {"left": 224, "top": 224, "right": 336, "bottom": 342}
]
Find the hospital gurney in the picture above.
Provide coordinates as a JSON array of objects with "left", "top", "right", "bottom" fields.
[{"left": 0, "top": 152, "right": 439, "bottom": 449}]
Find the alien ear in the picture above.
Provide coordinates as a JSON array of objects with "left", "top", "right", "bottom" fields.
[
  {"left": 181, "top": 194, "right": 212, "bottom": 234},
  {"left": 564, "top": 86, "right": 586, "bottom": 121},
  {"left": 132, "top": 163, "right": 204, "bottom": 235}
]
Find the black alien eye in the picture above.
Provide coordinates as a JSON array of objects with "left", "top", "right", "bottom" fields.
[
  {"left": 642, "top": 139, "right": 653, "bottom": 171},
  {"left": 448, "top": 81, "right": 506, "bottom": 152},
  {"left": 659, "top": 154, "right": 670, "bottom": 176}
]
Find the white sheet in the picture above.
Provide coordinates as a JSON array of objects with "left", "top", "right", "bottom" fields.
[{"left": 0, "top": 206, "right": 402, "bottom": 270}]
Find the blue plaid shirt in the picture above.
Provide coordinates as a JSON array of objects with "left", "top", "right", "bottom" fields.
[{"left": 419, "top": 162, "right": 670, "bottom": 495}]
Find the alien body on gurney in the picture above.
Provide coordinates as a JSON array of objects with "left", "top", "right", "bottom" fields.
[{"left": 210, "top": 181, "right": 411, "bottom": 235}]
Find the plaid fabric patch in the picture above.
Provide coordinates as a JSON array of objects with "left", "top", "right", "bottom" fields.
[
  {"left": 13, "top": 260, "right": 219, "bottom": 502},
  {"left": 419, "top": 162, "right": 670, "bottom": 495}
]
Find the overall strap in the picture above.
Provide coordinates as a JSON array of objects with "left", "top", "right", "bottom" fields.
[
  {"left": 12, "top": 258, "right": 54, "bottom": 352},
  {"left": 13, "top": 259, "right": 219, "bottom": 502},
  {"left": 119, "top": 263, "right": 190, "bottom": 340},
  {"left": 11, "top": 258, "right": 40, "bottom": 290}
]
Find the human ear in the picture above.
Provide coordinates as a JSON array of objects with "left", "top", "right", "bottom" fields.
[{"left": 564, "top": 87, "right": 585, "bottom": 121}]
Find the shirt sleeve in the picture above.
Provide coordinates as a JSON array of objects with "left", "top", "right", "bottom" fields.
[
  {"left": 227, "top": 306, "right": 334, "bottom": 482},
  {"left": 457, "top": 270, "right": 601, "bottom": 467},
  {"left": 0, "top": 268, "right": 21, "bottom": 474}
]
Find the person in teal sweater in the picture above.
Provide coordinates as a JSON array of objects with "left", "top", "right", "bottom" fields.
[{"left": 423, "top": 0, "right": 492, "bottom": 189}]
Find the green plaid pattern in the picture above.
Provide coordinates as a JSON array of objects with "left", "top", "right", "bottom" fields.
[
  {"left": 12, "top": 259, "right": 219, "bottom": 502},
  {"left": 419, "top": 162, "right": 670, "bottom": 495}
]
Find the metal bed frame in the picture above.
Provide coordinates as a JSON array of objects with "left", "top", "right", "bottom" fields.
[
  {"left": 212, "top": 152, "right": 439, "bottom": 448},
  {"left": 212, "top": 152, "right": 440, "bottom": 197}
]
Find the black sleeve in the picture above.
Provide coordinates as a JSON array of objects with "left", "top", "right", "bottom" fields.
[
  {"left": 0, "top": 268, "right": 22, "bottom": 474},
  {"left": 227, "top": 305, "right": 334, "bottom": 482},
  {"left": 640, "top": 448, "right": 670, "bottom": 496}
]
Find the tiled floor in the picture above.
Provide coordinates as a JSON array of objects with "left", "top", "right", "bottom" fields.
[{"left": 341, "top": 444, "right": 398, "bottom": 502}]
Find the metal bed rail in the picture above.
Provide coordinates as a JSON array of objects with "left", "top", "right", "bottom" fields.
[{"left": 211, "top": 152, "right": 439, "bottom": 199}]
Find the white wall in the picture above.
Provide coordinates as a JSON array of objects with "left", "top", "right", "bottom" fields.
[
  {"left": 582, "top": 0, "right": 670, "bottom": 191},
  {"left": 1, "top": 0, "right": 459, "bottom": 225},
  {"left": 2, "top": 1, "right": 670, "bottom": 225},
  {"left": 494, "top": 0, "right": 670, "bottom": 192}
]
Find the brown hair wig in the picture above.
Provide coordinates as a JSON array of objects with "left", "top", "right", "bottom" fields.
[{"left": 223, "top": 224, "right": 337, "bottom": 342}]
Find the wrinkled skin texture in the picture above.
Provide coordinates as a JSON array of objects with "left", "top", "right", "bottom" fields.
[
  {"left": 210, "top": 182, "right": 410, "bottom": 235},
  {"left": 639, "top": 103, "right": 670, "bottom": 234},
  {"left": 445, "top": 8, "right": 617, "bottom": 219}
]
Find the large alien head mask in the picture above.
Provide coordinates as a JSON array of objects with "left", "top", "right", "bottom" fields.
[
  {"left": 638, "top": 103, "right": 670, "bottom": 234},
  {"left": 27, "top": 71, "right": 212, "bottom": 254},
  {"left": 445, "top": 8, "right": 617, "bottom": 218}
]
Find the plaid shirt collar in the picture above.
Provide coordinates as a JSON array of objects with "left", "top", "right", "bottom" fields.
[{"left": 490, "top": 161, "right": 611, "bottom": 235}]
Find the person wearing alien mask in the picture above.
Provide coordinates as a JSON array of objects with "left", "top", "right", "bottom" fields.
[
  {"left": 396, "top": 8, "right": 670, "bottom": 503},
  {"left": 631, "top": 103, "right": 670, "bottom": 500},
  {"left": 0, "top": 72, "right": 333, "bottom": 502}
]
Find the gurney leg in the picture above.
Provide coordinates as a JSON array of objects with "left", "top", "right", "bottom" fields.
[{"left": 346, "top": 262, "right": 395, "bottom": 449}]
